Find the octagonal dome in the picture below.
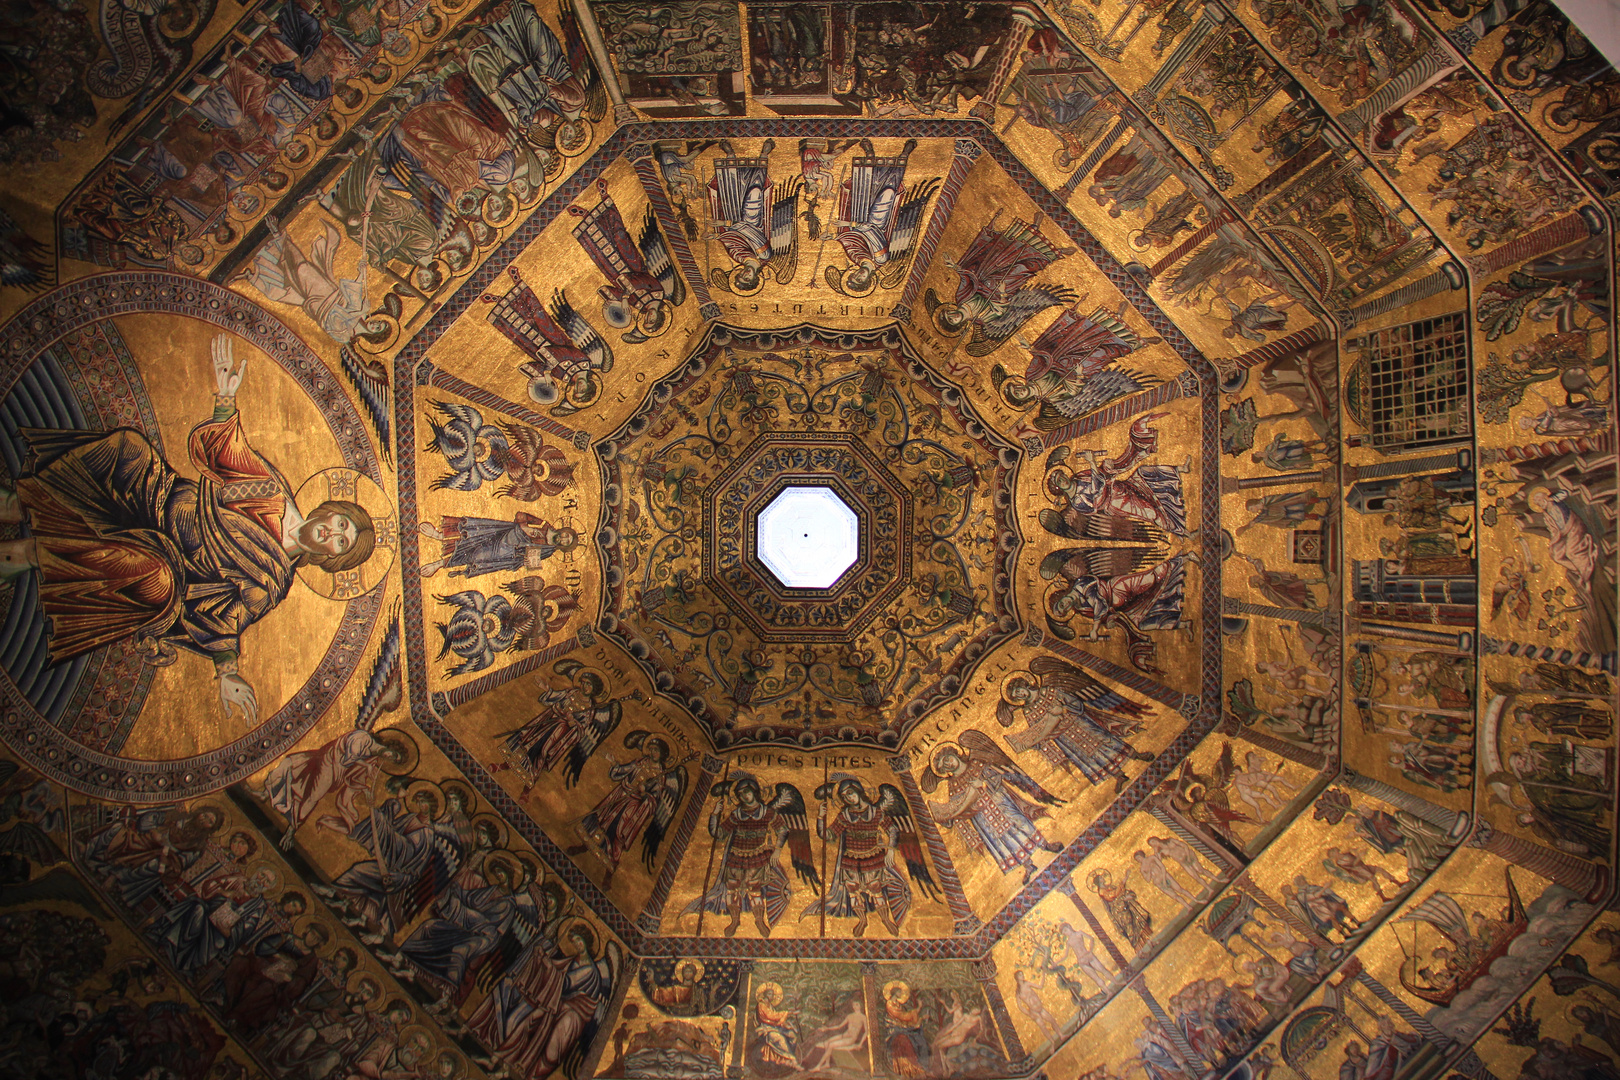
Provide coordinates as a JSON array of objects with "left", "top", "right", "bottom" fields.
[
  {"left": 756, "top": 485, "right": 860, "bottom": 589},
  {"left": 594, "top": 322, "right": 1025, "bottom": 749}
]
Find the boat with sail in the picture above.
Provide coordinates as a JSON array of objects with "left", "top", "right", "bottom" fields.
[{"left": 1396, "top": 866, "right": 1527, "bottom": 1007}]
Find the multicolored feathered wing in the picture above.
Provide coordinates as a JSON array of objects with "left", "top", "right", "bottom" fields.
[
  {"left": 959, "top": 728, "right": 1063, "bottom": 807},
  {"left": 340, "top": 346, "right": 392, "bottom": 466},
  {"left": 549, "top": 290, "right": 614, "bottom": 374},
  {"left": 638, "top": 204, "right": 685, "bottom": 307},
  {"left": 1029, "top": 655, "right": 1151, "bottom": 731},
  {"left": 875, "top": 783, "right": 940, "bottom": 899},
  {"left": 769, "top": 782, "right": 821, "bottom": 888},
  {"left": 768, "top": 179, "right": 801, "bottom": 284},
  {"left": 878, "top": 177, "right": 942, "bottom": 289},
  {"left": 426, "top": 401, "right": 508, "bottom": 492},
  {"left": 566, "top": 700, "right": 623, "bottom": 790},
  {"left": 354, "top": 611, "right": 403, "bottom": 732},
  {"left": 641, "top": 763, "right": 688, "bottom": 871}
]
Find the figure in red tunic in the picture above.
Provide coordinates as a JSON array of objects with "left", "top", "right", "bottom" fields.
[
  {"left": 682, "top": 773, "right": 818, "bottom": 937},
  {"left": 0, "top": 335, "right": 376, "bottom": 723},
  {"left": 570, "top": 179, "right": 686, "bottom": 343},
  {"left": 923, "top": 213, "right": 1076, "bottom": 356},
  {"left": 566, "top": 730, "right": 690, "bottom": 885},
  {"left": 801, "top": 775, "right": 939, "bottom": 935}
]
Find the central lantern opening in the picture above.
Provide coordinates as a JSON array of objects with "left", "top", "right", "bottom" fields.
[{"left": 755, "top": 485, "right": 860, "bottom": 589}]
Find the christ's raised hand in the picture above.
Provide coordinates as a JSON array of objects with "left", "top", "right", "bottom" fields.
[{"left": 212, "top": 335, "right": 246, "bottom": 400}]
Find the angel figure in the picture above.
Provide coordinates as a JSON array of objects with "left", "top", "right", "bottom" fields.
[
  {"left": 433, "top": 579, "right": 578, "bottom": 676},
  {"left": 823, "top": 139, "right": 939, "bottom": 297},
  {"left": 1162, "top": 743, "right": 1254, "bottom": 851},
  {"left": 1040, "top": 414, "right": 1190, "bottom": 540},
  {"left": 492, "top": 660, "right": 643, "bottom": 793},
  {"left": 423, "top": 400, "right": 576, "bottom": 499},
  {"left": 997, "top": 656, "right": 1155, "bottom": 795},
  {"left": 483, "top": 269, "right": 614, "bottom": 415},
  {"left": 569, "top": 178, "right": 685, "bottom": 343},
  {"left": 922, "top": 213, "right": 1077, "bottom": 356},
  {"left": 566, "top": 731, "right": 691, "bottom": 885},
  {"left": 800, "top": 775, "right": 939, "bottom": 936},
  {"left": 683, "top": 773, "right": 819, "bottom": 937},
  {"left": 259, "top": 620, "right": 407, "bottom": 848},
  {"left": 1044, "top": 549, "right": 1196, "bottom": 675},
  {"left": 708, "top": 140, "right": 800, "bottom": 295},
  {"left": 994, "top": 306, "right": 1159, "bottom": 427},
  {"left": 921, "top": 731, "right": 1065, "bottom": 885}
]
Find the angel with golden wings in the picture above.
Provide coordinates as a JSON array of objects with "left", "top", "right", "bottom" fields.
[
  {"left": 998, "top": 656, "right": 1156, "bottom": 795},
  {"left": 921, "top": 731, "right": 1065, "bottom": 885}
]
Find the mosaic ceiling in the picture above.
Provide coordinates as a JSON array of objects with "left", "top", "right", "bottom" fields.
[{"left": 0, "top": 1, "right": 1614, "bottom": 1078}]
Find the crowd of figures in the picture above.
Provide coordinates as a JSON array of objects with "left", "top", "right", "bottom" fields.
[
  {"left": 0, "top": 703, "right": 623, "bottom": 1080},
  {"left": 73, "top": 798, "right": 459, "bottom": 1080},
  {"left": 257, "top": 723, "right": 624, "bottom": 1078}
]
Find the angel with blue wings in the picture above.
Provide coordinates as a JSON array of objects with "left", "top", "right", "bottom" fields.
[
  {"left": 423, "top": 400, "right": 576, "bottom": 499},
  {"left": 434, "top": 578, "right": 579, "bottom": 676},
  {"left": 921, "top": 730, "right": 1065, "bottom": 885},
  {"left": 570, "top": 178, "right": 686, "bottom": 343},
  {"left": 707, "top": 139, "right": 800, "bottom": 295},
  {"left": 997, "top": 656, "right": 1156, "bottom": 796},
  {"left": 823, "top": 139, "right": 939, "bottom": 298}
]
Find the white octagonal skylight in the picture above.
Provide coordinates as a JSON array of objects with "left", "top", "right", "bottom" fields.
[{"left": 757, "top": 486, "right": 859, "bottom": 589}]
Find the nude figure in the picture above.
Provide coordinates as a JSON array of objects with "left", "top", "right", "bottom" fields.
[
  {"left": 1148, "top": 835, "right": 1216, "bottom": 890},
  {"left": 1232, "top": 753, "right": 1293, "bottom": 817},
  {"left": 1055, "top": 920, "right": 1116, "bottom": 992},
  {"left": 1324, "top": 847, "right": 1405, "bottom": 901},
  {"left": 1134, "top": 848, "right": 1197, "bottom": 905},
  {"left": 1013, "top": 970, "right": 1065, "bottom": 1041}
]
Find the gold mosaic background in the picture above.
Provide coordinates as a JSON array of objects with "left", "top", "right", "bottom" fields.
[{"left": 0, "top": 0, "right": 1613, "bottom": 1077}]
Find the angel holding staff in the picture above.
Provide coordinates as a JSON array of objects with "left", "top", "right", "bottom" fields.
[
  {"left": 800, "top": 775, "right": 938, "bottom": 937},
  {"left": 682, "top": 773, "right": 818, "bottom": 937}
]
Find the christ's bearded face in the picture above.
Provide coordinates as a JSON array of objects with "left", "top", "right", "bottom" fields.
[{"left": 300, "top": 510, "right": 359, "bottom": 557}]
